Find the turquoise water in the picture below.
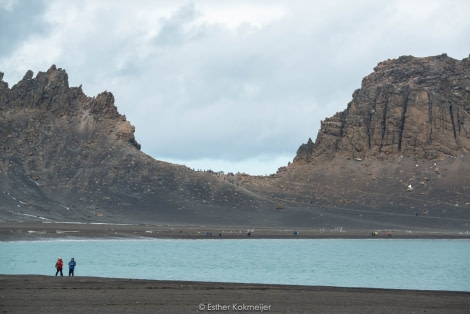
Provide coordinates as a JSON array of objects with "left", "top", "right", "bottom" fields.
[{"left": 1, "top": 239, "right": 469, "bottom": 291}]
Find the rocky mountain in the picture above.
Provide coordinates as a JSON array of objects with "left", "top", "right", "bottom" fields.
[
  {"left": 1, "top": 55, "right": 469, "bottom": 231},
  {"left": 0, "top": 65, "right": 275, "bottom": 226},
  {"left": 236, "top": 54, "right": 470, "bottom": 231},
  {"left": 295, "top": 54, "right": 470, "bottom": 164}
]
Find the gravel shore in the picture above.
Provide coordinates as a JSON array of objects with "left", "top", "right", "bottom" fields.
[
  {"left": 1, "top": 275, "right": 469, "bottom": 314},
  {"left": 1, "top": 221, "right": 468, "bottom": 241}
]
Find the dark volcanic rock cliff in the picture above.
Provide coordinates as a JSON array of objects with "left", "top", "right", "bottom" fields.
[
  {"left": 1, "top": 57, "right": 469, "bottom": 231},
  {"left": 0, "top": 66, "right": 274, "bottom": 225},
  {"left": 241, "top": 55, "right": 470, "bottom": 231},
  {"left": 294, "top": 54, "right": 470, "bottom": 164}
]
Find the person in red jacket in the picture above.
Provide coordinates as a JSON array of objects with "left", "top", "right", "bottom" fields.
[{"left": 55, "top": 258, "right": 63, "bottom": 276}]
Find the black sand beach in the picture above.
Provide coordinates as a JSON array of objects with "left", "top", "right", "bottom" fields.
[
  {"left": 1, "top": 275, "right": 469, "bottom": 313},
  {"left": 1, "top": 222, "right": 469, "bottom": 313}
]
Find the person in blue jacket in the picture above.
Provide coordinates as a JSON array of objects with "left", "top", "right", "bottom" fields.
[{"left": 68, "top": 258, "right": 76, "bottom": 277}]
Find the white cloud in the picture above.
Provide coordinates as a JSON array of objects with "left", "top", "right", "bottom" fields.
[
  {"left": 1, "top": 0, "right": 470, "bottom": 175},
  {"left": 0, "top": 0, "right": 18, "bottom": 11},
  {"left": 194, "top": 2, "right": 286, "bottom": 30}
]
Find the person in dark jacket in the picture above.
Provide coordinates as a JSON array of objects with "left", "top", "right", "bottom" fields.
[{"left": 68, "top": 258, "right": 76, "bottom": 277}]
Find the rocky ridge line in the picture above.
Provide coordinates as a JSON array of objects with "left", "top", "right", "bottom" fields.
[
  {"left": 1, "top": 56, "right": 469, "bottom": 231},
  {"left": 294, "top": 54, "right": 470, "bottom": 164}
]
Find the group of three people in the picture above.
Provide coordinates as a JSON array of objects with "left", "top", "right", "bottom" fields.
[{"left": 55, "top": 258, "right": 76, "bottom": 276}]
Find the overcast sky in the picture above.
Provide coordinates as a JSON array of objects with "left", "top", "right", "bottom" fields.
[{"left": 1, "top": 0, "right": 469, "bottom": 175}]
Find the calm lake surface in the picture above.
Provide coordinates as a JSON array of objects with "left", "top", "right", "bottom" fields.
[{"left": 1, "top": 239, "right": 469, "bottom": 291}]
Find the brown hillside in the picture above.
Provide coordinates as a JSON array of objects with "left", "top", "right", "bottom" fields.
[
  {"left": 0, "top": 66, "right": 275, "bottom": 226},
  {"left": 240, "top": 54, "right": 470, "bottom": 231},
  {"left": 1, "top": 55, "right": 469, "bottom": 231}
]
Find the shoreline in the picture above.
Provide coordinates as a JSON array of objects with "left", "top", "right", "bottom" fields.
[
  {"left": 3, "top": 222, "right": 470, "bottom": 313},
  {"left": 1, "top": 275, "right": 469, "bottom": 313},
  {"left": 1, "top": 221, "right": 469, "bottom": 241}
]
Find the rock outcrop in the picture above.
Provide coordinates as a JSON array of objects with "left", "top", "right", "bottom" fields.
[
  {"left": 294, "top": 54, "right": 470, "bottom": 164},
  {"left": 0, "top": 65, "right": 274, "bottom": 225},
  {"left": 1, "top": 57, "right": 469, "bottom": 231},
  {"left": 242, "top": 55, "right": 470, "bottom": 231}
]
